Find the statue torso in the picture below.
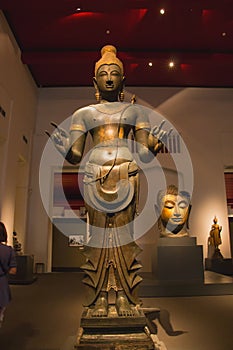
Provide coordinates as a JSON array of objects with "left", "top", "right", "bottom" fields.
[{"left": 85, "top": 102, "right": 136, "bottom": 165}]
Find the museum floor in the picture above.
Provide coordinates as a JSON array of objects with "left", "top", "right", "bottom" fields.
[{"left": 1, "top": 272, "right": 233, "bottom": 350}]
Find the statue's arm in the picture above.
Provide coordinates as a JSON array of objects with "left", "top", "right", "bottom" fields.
[
  {"left": 47, "top": 109, "right": 87, "bottom": 165},
  {"left": 66, "top": 131, "right": 86, "bottom": 165},
  {"left": 134, "top": 106, "right": 171, "bottom": 162},
  {"left": 64, "top": 109, "right": 87, "bottom": 165},
  {"left": 148, "top": 131, "right": 163, "bottom": 156},
  {"left": 135, "top": 127, "right": 169, "bottom": 162},
  {"left": 135, "top": 128, "right": 154, "bottom": 163}
]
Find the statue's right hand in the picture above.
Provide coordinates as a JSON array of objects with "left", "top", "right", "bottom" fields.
[{"left": 45, "top": 122, "right": 70, "bottom": 156}]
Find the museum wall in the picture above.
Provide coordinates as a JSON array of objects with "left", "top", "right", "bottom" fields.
[
  {"left": 27, "top": 86, "right": 233, "bottom": 271},
  {"left": 0, "top": 12, "right": 38, "bottom": 249}
]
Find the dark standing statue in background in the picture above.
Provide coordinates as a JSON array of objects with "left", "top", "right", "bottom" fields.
[
  {"left": 208, "top": 216, "right": 223, "bottom": 259},
  {"left": 48, "top": 45, "right": 171, "bottom": 318}
]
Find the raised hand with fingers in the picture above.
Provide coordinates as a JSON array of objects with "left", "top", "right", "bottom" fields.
[
  {"left": 45, "top": 122, "right": 70, "bottom": 157},
  {"left": 148, "top": 120, "right": 173, "bottom": 155},
  {"left": 151, "top": 120, "right": 173, "bottom": 143}
]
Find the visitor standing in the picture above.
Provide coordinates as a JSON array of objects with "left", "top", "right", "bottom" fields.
[{"left": 0, "top": 222, "right": 17, "bottom": 328}]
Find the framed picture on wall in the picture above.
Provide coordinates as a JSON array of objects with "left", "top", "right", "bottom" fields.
[{"left": 68, "top": 234, "right": 84, "bottom": 247}]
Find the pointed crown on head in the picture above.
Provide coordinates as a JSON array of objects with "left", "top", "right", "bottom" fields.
[{"left": 94, "top": 45, "right": 124, "bottom": 76}]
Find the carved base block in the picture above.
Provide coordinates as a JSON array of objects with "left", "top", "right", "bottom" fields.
[
  {"left": 75, "top": 330, "right": 155, "bottom": 349},
  {"left": 75, "top": 305, "right": 157, "bottom": 350},
  {"left": 153, "top": 241, "right": 204, "bottom": 285}
]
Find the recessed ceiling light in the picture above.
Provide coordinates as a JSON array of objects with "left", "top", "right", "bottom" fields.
[
  {"left": 106, "top": 29, "right": 110, "bottom": 34},
  {"left": 148, "top": 62, "right": 153, "bottom": 67},
  {"left": 222, "top": 32, "right": 227, "bottom": 37},
  {"left": 160, "top": 8, "right": 165, "bottom": 15},
  {"left": 169, "top": 61, "right": 175, "bottom": 68}
]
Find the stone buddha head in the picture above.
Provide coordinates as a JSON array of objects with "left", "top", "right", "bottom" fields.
[{"left": 157, "top": 185, "right": 191, "bottom": 237}]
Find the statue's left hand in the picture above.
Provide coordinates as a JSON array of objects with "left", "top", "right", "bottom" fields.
[{"left": 151, "top": 120, "right": 173, "bottom": 143}]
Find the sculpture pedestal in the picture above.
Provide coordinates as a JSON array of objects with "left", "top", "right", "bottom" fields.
[
  {"left": 75, "top": 305, "right": 157, "bottom": 349},
  {"left": 153, "top": 237, "right": 204, "bottom": 285},
  {"left": 8, "top": 255, "right": 36, "bottom": 284},
  {"left": 205, "top": 258, "right": 233, "bottom": 276}
]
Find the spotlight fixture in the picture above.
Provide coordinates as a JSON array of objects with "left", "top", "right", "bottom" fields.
[
  {"left": 76, "top": 7, "right": 81, "bottom": 11},
  {"left": 148, "top": 62, "right": 153, "bottom": 67},
  {"left": 160, "top": 8, "right": 165, "bottom": 15},
  {"left": 106, "top": 29, "right": 110, "bottom": 34}
]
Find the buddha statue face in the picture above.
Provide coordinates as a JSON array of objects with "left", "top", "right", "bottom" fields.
[
  {"left": 160, "top": 193, "right": 190, "bottom": 233},
  {"left": 93, "top": 45, "right": 125, "bottom": 102},
  {"left": 95, "top": 64, "right": 123, "bottom": 95}
]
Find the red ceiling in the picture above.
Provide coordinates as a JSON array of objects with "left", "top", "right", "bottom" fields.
[{"left": 1, "top": 0, "right": 233, "bottom": 87}]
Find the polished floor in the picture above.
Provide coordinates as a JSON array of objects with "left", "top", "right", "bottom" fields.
[{"left": 0, "top": 272, "right": 233, "bottom": 350}]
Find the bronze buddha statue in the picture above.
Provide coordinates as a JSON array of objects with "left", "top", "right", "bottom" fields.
[{"left": 49, "top": 45, "right": 170, "bottom": 317}]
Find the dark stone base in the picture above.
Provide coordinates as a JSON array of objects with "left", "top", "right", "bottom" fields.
[
  {"left": 75, "top": 305, "right": 156, "bottom": 350},
  {"left": 152, "top": 237, "right": 204, "bottom": 285},
  {"left": 205, "top": 258, "right": 233, "bottom": 276},
  {"left": 158, "top": 237, "right": 197, "bottom": 246}
]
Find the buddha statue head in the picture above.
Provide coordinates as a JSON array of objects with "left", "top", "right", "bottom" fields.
[
  {"left": 157, "top": 185, "right": 191, "bottom": 237},
  {"left": 93, "top": 45, "right": 125, "bottom": 102}
]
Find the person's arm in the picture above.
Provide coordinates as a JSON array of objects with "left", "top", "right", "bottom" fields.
[
  {"left": 8, "top": 267, "right": 17, "bottom": 275},
  {"left": 8, "top": 247, "right": 17, "bottom": 275}
]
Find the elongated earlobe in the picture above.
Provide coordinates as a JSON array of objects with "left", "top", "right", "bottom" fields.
[
  {"left": 119, "top": 76, "right": 125, "bottom": 102},
  {"left": 119, "top": 91, "right": 124, "bottom": 102},
  {"left": 93, "top": 77, "right": 101, "bottom": 102},
  {"left": 95, "top": 91, "right": 101, "bottom": 102}
]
